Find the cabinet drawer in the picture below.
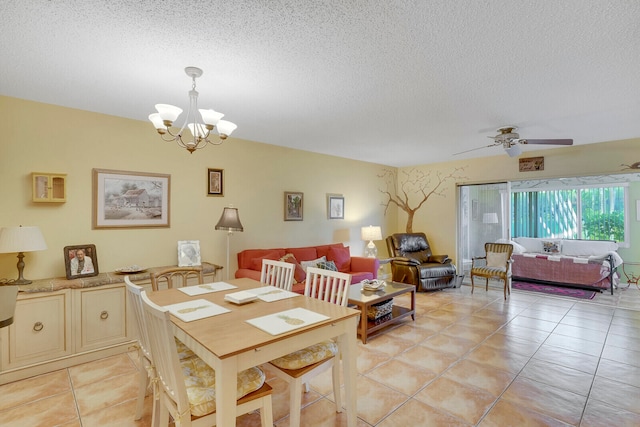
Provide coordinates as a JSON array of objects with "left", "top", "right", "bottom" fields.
[
  {"left": 76, "top": 286, "right": 127, "bottom": 352},
  {"left": 2, "top": 291, "right": 71, "bottom": 369}
]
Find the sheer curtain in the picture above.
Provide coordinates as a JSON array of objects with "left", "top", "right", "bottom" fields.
[{"left": 456, "top": 182, "right": 510, "bottom": 277}]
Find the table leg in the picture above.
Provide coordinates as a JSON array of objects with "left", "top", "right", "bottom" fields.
[
  {"left": 359, "top": 303, "right": 368, "bottom": 344},
  {"left": 337, "top": 316, "right": 358, "bottom": 427},
  {"left": 214, "top": 356, "right": 238, "bottom": 426}
]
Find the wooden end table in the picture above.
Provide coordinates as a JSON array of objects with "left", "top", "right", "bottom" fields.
[{"left": 348, "top": 281, "right": 415, "bottom": 344}]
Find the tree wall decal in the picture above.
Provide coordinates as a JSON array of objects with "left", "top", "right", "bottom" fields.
[{"left": 378, "top": 167, "right": 467, "bottom": 233}]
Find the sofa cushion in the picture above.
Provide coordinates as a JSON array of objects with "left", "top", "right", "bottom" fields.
[
  {"left": 327, "top": 246, "right": 351, "bottom": 273},
  {"left": 496, "top": 238, "right": 527, "bottom": 254},
  {"left": 316, "top": 243, "right": 344, "bottom": 259},
  {"left": 399, "top": 235, "right": 429, "bottom": 252},
  {"left": 250, "top": 251, "right": 282, "bottom": 271},
  {"left": 513, "top": 237, "right": 543, "bottom": 253},
  {"left": 280, "top": 253, "right": 306, "bottom": 283},
  {"left": 561, "top": 239, "right": 618, "bottom": 256},
  {"left": 286, "top": 247, "right": 318, "bottom": 262}
]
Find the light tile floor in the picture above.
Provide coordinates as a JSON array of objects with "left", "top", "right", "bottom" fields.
[{"left": 1, "top": 282, "right": 639, "bottom": 426}]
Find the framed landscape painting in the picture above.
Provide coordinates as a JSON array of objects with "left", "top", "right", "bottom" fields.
[
  {"left": 284, "top": 191, "right": 303, "bottom": 221},
  {"left": 92, "top": 169, "right": 170, "bottom": 229}
]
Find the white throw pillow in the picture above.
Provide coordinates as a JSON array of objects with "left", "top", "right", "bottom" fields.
[
  {"left": 300, "top": 256, "right": 326, "bottom": 272},
  {"left": 486, "top": 252, "right": 508, "bottom": 267}
]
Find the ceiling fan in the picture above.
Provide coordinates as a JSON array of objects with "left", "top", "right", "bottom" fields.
[{"left": 455, "top": 126, "right": 574, "bottom": 157}]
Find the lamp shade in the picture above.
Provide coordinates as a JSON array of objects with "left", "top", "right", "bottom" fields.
[
  {"left": 215, "top": 207, "right": 244, "bottom": 232},
  {"left": 482, "top": 213, "right": 499, "bottom": 224},
  {"left": 361, "top": 226, "right": 382, "bottom": 242},
  {"left": 0, "top": 226, "right": 48, "bottom": 253}
]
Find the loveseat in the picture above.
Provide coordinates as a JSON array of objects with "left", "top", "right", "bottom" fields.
[
  {"left": 235, "top": 243, "right": 379, "bottom": 293},
  {"left": 505, "top": 237, "right": 623, "bottom": 294}
]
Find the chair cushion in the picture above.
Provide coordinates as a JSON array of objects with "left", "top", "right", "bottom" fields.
[
  {"left": 398, "top": 235, "right": 429, "bottom": 252},
  {"left": 327, "top": 246, "right": 351, "bottom": 273},
  {"left": 280, "top": 253, "right": 306, "bottom": 283},
  {"left": 175, "top": 338, "right": 195, "bottom": 360},
  {"left": 486, "top": 252, "right": 508, "bottom": 267},
  {"left": 269, "top": 340, "right": 337, "bottom": 370},
  {"left": 180, "top": 357, "right": 265, "bottom": 416}
]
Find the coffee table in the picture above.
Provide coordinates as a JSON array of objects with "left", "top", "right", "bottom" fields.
[{"left": 348, "top": 281, "right": 415, "bottom": 344}]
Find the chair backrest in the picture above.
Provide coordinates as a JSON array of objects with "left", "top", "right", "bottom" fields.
[
  {"left": 140, "top": 290, "right": 191, "bottom": 414},
  {"left": 260, "top": 259, "right": 295, "bottom": 291},
  {"left": 304, "top": 267, "right": 352, "bottom": 307},
  {"left": 150, "top": 266, "right": 204, "bottom": 291},
  {"left": 0, "top": 285, "right": 18, "bottom": 328},
  {"left": 124, "top": 276, "right": 153, "bottom": 361},
  {"left": 484, "top": 243, "right": 514, "bottom": 268},
  {"left": 386, "top": 232, "right": 433, "bottom": 258}
]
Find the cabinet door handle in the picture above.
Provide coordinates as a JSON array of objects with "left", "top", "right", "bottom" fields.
[
  {"left": 100, "top": 310, "right": 109, "bottom": 320},
  {"left": 33, "top": 322, "right": 44, "bottom": 332}
]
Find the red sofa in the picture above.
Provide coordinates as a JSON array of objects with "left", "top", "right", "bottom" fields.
[{"left": 236, "top": 243, "right": 379, "bottom": 293}]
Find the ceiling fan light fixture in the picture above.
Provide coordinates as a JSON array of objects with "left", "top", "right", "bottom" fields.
[{"left": 504, "top": 144, "right": 522, "bottom": 157}]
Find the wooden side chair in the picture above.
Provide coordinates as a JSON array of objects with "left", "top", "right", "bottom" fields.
[
  {"left": 139, "top": 290, "right": 274, "bottom": 427},
  {"left": 124, "top": 276, "right": 195, "bottom": 425},
  {"left": 470, "top": 243, "right": 514, "bottom": 299},
  {"left": 150, "top": 266, "right": 204, "bottom": 291},
  {"left": 268, "top": 266, "right": 352, "bottom": 427},
  {"left": 260, "top": 259, "right": 295, "bottom": 290}
]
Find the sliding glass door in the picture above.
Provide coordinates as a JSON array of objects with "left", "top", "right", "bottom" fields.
[{"left": 456, "top": 182, "right": 510, "bottom": 277}]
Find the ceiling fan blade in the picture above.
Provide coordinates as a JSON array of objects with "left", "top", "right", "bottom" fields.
[
  {"left": 453, "top": 143, "right": 499, "bottom": 156},
  {"left": 520, "top": 139, "right": 573, "bottom": 145}
]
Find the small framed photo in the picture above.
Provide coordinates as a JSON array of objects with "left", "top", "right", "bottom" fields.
[
  {"left": 519, "top": 156, "right": 544, "bottom": 172},
  {"left": 328, "top": 195, "right": 344, "bottom": 219},
  {"left": 178, "top": 240, "right": 201, "bottom": 266},
  {"left": 284, "top": 191, "right": 303, "bottom": 221},
  {"left": 207, "top": 168, "right": 224, "bottom": 196},
  {"left": 64, "top": 244, "right": 99, "bottom": 279}
]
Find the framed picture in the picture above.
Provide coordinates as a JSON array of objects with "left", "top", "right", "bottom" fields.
[
  {"left": 92, "top": 169, "right": 170, "bottom": 229},
  {"left": 63, "top": 244, "right": 99, "bottom": 279},
  {"left": 328, "top": 195, "right": 344, "bottom": 219},
  {"left": 519, "top": 156, "right": 545, "bottom": 172},
  {"left": 207, "top": 168, "right": 224, "bottom": 196},
  {"left": 284, "top": 191, "right": 303, "bottom": 221},
  {"left": 178, "top": 240, "right": 201, "bottom": 266}
]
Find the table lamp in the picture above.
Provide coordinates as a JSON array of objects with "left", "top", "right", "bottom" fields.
[
  {"left": 361, "top": 225, "right": 382, "bottom": 258},
  {"left": 0, "top": 225, "right": 48, "bottom": 285},
  {"left": 215, "top": 207, "right": 244, "bottom": 280}
]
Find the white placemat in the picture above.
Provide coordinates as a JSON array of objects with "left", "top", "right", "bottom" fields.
[
  {"left": 177, "top": 282, "right": 237, "bottom": 296},
  {"left": 246, "top": 307, "right": 330, "bottom": 335},
  {"left": 246, "top": 285, "right": 302, "bottom": 302},
  {"left": 165, "top": 299, "right": 230, "bottom": 322}
]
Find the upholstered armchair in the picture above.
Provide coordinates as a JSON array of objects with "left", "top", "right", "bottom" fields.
[{"left": 386, "top": 232, "right": 456, "bottom": 291}]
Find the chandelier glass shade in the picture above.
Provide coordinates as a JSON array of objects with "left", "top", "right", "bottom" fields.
[{"left": 149, "top": 67, "right": 237, "bottom": 153}]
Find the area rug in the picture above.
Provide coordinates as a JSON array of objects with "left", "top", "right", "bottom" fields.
[{"left": 512, "top": 281, "right": 596, "bottom": 300}]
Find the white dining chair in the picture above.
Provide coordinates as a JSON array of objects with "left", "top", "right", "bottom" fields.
[
  {"left": 125, "top": 276, "right": 195, "bottom": 425},
  {"left": 260, "top": 259, "right": 295, "bottom": 290},
  {"left": 0, "top": 285, "right": 18, "bottom": 329},
  {"left": 269, "top": 266, "right": 352, "bottom": 427},
  {"left": 139, "top": 289, "right": 274, "bottom": 427}
]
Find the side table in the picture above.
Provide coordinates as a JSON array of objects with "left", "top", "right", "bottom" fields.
[
  {"left": 347, "top": 281, "right": 415, "bottom": 344},
  {"left": 621, "top": 262, "right": 640, "bottom": 289}
]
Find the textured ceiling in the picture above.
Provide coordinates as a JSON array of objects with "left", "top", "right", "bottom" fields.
[{"left": 2, "top": 0, "right": 639, "bottom": 167}]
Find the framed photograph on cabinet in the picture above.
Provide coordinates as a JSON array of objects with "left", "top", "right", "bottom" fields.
[
  {"left": 284, "top": 191, "right": 303, "bottom": 221},
  {"left": 207, "top": 168, "right": 224, "bottom": 196},
  {"left": 328, "top": 195, "right": 344, "bottom": 219},
  {"left": 64, "top": 244, "right": 99, "bottom": 279},
  {"left": 92, "top": 169, "right": 170, "bottom": 229},
  {"left": 178, "top": 240, "right": 201, "bottom": 266}
]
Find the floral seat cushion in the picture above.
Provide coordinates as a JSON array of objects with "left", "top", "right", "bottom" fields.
[
  {"left": 175, "top": 338, "right": 195, "bottom": 360},
  {"left": 180, "top": 357, "right": 265, "bottom": 417},
  {"left": 269, "top": 340, "right": 337, "bottom": 370}
]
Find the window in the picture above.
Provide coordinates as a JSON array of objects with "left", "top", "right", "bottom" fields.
[{"left": 511, "top": 184, "right": 628, "bottom": 245}]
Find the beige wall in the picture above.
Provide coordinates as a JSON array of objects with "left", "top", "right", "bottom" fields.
[
  {"left": 0, "top": 96, "right": 396, "bottom": 280},
  {"left": 1, "top": 95, "right": 638, "bottom": 282}
]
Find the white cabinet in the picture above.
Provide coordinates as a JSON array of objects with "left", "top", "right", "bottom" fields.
[
  {"left": 74, "top": 284, "right": 128, "bottom": 352},
  {"left": 1, "top": 290, "right": 71, "bottom": 370}
]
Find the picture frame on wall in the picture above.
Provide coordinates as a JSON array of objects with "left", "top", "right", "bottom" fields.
[
  {"left": 92, "top": 168, "right": 170, "bottom": 229},
  {"left": 328, "top": 195, "right": 345, "bottom": 219},
  {"left": 207, "top": 168, "right": 224, "bottom": 196},
  {"left": 284, "top": 191, "right": 304, "bottom": 221},
  {"left": 63, "top": 244, "right": 99, "bottom": 279},
  {"left": 178, "top": 240, "right": 201, "bottom": 266}
]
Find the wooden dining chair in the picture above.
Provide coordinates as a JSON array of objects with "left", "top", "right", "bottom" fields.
[
  {"left": 139, "top": 290, "right": 274, "bottom": 427},
  {"left": 470, "top": 243, "right": 514, "bottom": 299},
  {"left": 269, "top": 266, "right": 352, "bottom": 427},
  {"left": 150, "top": 266, "right": 204, "bottom": 291},
  {"left": 124, "top": 276, "right": 195, "bottom": 425},
  {"left": 260, "top": 259, "right": 295, "bottom": 290}
]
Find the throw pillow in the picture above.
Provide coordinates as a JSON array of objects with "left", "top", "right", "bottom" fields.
[
  {"left": 279, "top": 253, "right": 306, "bottom": 283},
  {"left": 486, "top": 252, "right": 508, "bottom": 268},
  {"left": 542, "top": 240, "right": 560, "bottom": 253},
  {"left": 327, "top": 246, "right": 351, "bottom": 273},
  {"left": 249, "top": 251, "right": 282, "bottom": 271},
  {"left": 300, "top": 256, "right": 326, "bottom": 272},
  {"left": 316, "top": 260, "right": 338, "bottom": 271}
]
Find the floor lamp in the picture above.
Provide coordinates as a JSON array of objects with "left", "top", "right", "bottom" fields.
[{"left": 215, "top": 207, "right": 244, "bottom": 280}]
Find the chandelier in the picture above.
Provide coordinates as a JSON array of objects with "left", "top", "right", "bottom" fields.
[{"left": 148, "top": 66, "right": 237, "bottom": 153}]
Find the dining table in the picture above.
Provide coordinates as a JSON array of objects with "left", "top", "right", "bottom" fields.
[{"left": 146, "top": 277, "right": 360, "bottom": 426}]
